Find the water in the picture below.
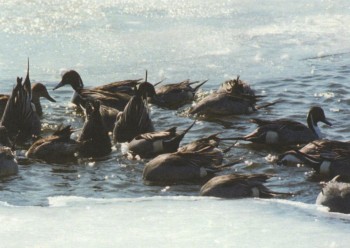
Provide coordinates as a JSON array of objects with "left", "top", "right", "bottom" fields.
[{"left": 1, "top": 0, "right": 350, "bottom": 246}]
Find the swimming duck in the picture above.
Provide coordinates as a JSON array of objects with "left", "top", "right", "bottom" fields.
[
  {"left": 227, "top": 106, "right": 331, "bottom": 146},
  {"left": 189, "top": 90, "right": 274, "bottom": 116},
  {"left": 142, "top": 146, "right": 230, "bottom": 185},
  {"left": 200, "top": 174, "right": 288, "bottom": 198},
  {"left": 1, "top": 61, "right": 41, "bottom": 142},
  {"left": 280, "top": 144, "right": 350, "bottom": 180},
  {"left": 316, "top": 175, "right": 350, "bottom": 214},
  {"left": 26, "top": 125, "right": 80, "bottom": 163},
  {"left": 0, "top": 82, "right": 55, "bottom": 118},
  {"left": 217, "top": 76, "right": 256, "bottom": 96},
  {"left": 177, "top": 132, "right": 236, "bottom": 166},
  {"left": 78, "top": 100, "right": 111, "bottom": 157},
  {"left": 278, "top": 139, "right": 350, "bottom": 166},
  {"left": 128, "top": 121, "right": 196, "bottom": 158},
  {"left": 150, "top": 79, "right": 207, "bottom": 109},
  {"left": 113, "top": 81, "right": 156, "bottom": 143},
  {"left": 53, "top": 70, "right": 141, "bottom": 111}
]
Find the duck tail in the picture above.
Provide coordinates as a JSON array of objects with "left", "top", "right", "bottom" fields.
[
  {"left": 291, "top": 149, "right": 322, "bottom": 170},
  {"left": 260, "top": 188, "right": 294, "bottom": 198},
  {"left": 216, "top": 158, "right": 243, "bottom": 169},
  {"left": 255, "top": 99, "right": 281, "bottom": 110},
  {"left": 153, "top": 78, "right": 165, "bottom": 87},
  {"left": 165, "top": 120, "right": 196, "bottom": 146},
  {"left": 193, "top": 80, "right": 208, "bottom": 93}
]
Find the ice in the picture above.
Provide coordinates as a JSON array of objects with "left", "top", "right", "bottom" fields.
[{"left": 1, "top": 196, "right": 350, "bottom": 248}]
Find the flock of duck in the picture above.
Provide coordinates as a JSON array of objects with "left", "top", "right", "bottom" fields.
[{"left": 1, "top": 60, "right": 350, "bottom": 214}]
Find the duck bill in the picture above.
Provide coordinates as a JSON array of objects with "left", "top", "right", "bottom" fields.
[
  {"left": 322, "top": 118, "right": 332, "bottom": 126},
  {"left": 53, "top": 81, "right": 64, "bottom": 91},
  {"left": 44, "top": 92, "right": 56, "bottom": 102}
]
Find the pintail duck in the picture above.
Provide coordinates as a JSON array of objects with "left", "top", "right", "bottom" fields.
[
  {"left": 78, "top": 100, "right": 111, "bottom": 157},
  {"left": 26, "top": 125, "right": 80, "bottom": 163},
  {"left": 278, "top": 139, "right": 350, "bottom": 166},
  {"left": 113, "top": 81, "right": 156, "bottom": 143},
  {"left": 53, "top": 70, "right": 142, "bottom": 111},
  {"left": 0, "top": 82, "right": 55, "bottom": 118},
  {"left": 227, "top": 106, "right": 332, "bottom": 146},
  {"left": 200, "top": 174, "right": 289, "bottom": 198},
  {"left": 150, "top": 79, "right": 208, "bottom": 109},
  {"left": 128, "top": 121, "right": 196, "bottom": 158},
  {"left": 217, "top": 76, "right": 256, "bottom": 96},
  {"left": 189, "top": 76, "right": 270, "bottom": 116},
  {"left": 178, "top": 132, "right": 236, "bottom": 166},
  {"left": 0, "top": 126, "right": 18, "bottom": 177},
  {"left": 316, "top": 175, "right": 350, "bottom": 214},
  {"left": 279, "top": 142, "right": 350, "bottom": 180},
  {"left": 1, "top": 61, "right": 41, "bottom": 142},
  {"left": 142, "top": 146, "right": 234, "bottom": 185}
]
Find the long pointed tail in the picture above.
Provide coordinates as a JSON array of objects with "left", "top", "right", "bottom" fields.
[
  {"left": 193, "top": 80, "right": 209, "bottom": 93},
  {"left": 255, "top": 99, "right": 281, "bottom": 110}
]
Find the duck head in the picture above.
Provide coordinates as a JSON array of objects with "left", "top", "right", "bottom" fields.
[
  {"left": 307, "top": 106, "right": 332, "bottom": 138},
  {"left": 53, "top": 70, "right": 84, "bottom": 91},
  {"left": 32, "top": 83, "right": 56, "bottom": 102}
]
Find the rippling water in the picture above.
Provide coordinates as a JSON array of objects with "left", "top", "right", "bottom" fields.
[{"left": 1, "top": 0, "right": 350, "bottom": 246}]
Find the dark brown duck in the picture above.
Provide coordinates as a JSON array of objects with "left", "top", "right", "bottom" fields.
[
  {"left": 128, "top": 121, "right": 196, "bottom": 158},
  {"left": 78, "top": 100, "right": 112, "bottom": 157},
  {"left": 200, "top": 174, "right": 288, "bottom": 198},
  {"left": 143, "top": 146, "right": 232, "bottom": 185},
  {"left": 26, "top": 125, "right": 80, "bottom": 163},
  {"left": 150, "top": 79, "right": 207, "bottom": 109},
  {"left": 113, "top": 81, "right": 156, "bottom": 143},
  {"left": 1, "top": 61, "right": 41, "bottom": 142}
]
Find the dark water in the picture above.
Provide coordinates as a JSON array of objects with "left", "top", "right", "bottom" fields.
[
  {"left": 0, "top": 0, "right": 350, "bottom": 208},
  {"left": 1, "top": 52, "right": 349, "bottom": 206}
]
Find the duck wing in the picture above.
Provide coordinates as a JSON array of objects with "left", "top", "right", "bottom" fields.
[
  {"left": 135, "top": 127, "right": 177, "bottom": 141},
  {"left": 93, "top": 79, "right": 142, "bottom": 94}
]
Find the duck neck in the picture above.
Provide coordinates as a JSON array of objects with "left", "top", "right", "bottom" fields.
[
  {"left": 307, "top": 115, "right": 321, "bottom": 138},
  {"left": 73, "top": 75, "right": 84, "bottom": 92},
  {"left": 31, "top": 94, "right": 42, "bottom": 116}
]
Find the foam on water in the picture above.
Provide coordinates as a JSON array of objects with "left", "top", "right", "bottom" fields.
[{"left": 1, "top": 196, "right": 350, "bottom": 247}]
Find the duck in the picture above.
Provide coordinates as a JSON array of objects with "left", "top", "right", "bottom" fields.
[
  {"left": 178, "top": 132, "right": 236, "bottom": 165},
  {"left": 142, "top": 146, "right": 233, "bottom": 185},
  {"left": 189, "top": 91, "right": 273, "bottom": 117},
  {"left": 189, "top": 76, "right": 271, "bottom": 116},
  {"left": 113, "top": 80, "right": 156, "bottom": 143},
  {"left": 279, "top": 143, "right": 350, "bottom": 180},
  {"left": 200, "top": 174, "right": 289, "bottom": 198},
  {"left": 216, "top": 76, "right": 256, "bottom": 96},
  {"left": 1, "top": 60, "right": 41, "bottom": 142},
  {"left": 78, "top": 100, "right": 112, "bottom": 157},
  {"left": 128, "top": 121, "right": 196, "bottom": 158},
  {"left": 0, "top": 126, "right": 18, "bottom": 177},
  {"left": 150, "top": 79, "right": 208, "bottom": 109},
  {"left": 316, "top": 175, "right": 350, "bottom": 214},
  {"left": 0, "top": 82, "right": 56, "bottom": 118},
  {"left": 227, "top": 106, "right": 332, "bottom": 146},
  {"left": 53, "top": 70, "right": 142, "bottom": 111},
  {"left": 26, "top": 125, "right": 80, "bottom": 163},
  {"left": 278, "top": 139, "right": 350, "bottom": 166}
]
